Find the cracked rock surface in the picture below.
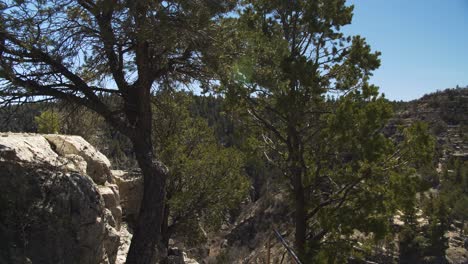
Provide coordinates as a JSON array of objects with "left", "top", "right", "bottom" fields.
[{"left": 0, "top": 133, "right": 120, "bottom": 264}]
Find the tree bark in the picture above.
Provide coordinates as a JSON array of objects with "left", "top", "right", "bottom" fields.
[
  {"left": 292, "top": 165, "right": 307, "bottom": 259},
  {"left": 124, "top": 85, "right": 168, "bottom": 264},
  {"left": 287, "top": 119, "right": 307, "bottom": 259},
  {"left": 125, "top": 140, "right": 168, "bottom": 264}
]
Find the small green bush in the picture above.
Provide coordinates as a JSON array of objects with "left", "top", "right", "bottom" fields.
[{"left": 34, "top": 110, "right": 60, "bottom": 134}]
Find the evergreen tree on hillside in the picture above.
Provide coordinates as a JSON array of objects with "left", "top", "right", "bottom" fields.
[
  {"left": 151, "top": 90, "right": 249, "bottom": 247},
  {"left": 209, "top": 0, "right": 436, "bottom": 261}
]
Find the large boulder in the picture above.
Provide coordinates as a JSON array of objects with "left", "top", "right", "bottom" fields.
[
  {"left": 111, "top": 170, "right": 143, "bottom": 221},
  {"left": 0, "top": 161, "right": 113, "bottom": 264},
  {"left": 99, "top": 184, "right": 123, "bottom": 230},
  {"left": 0, "top": 133, "right": 121, "bottom": 229},
  {"left": 44, "top": 134, "right": 113, "bottom": 185},
  {"left": 0, "top": 133, "right": 120, "bottom": 264},
  {"left": 0, "top": 133, "right": 63, "bottom": 167}
]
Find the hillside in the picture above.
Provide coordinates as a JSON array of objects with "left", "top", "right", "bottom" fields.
[
  {"left": 393, "top": 87, "right": 468, "bottom": 161},
  {"left": 209, "top": 88, "right": 468, "bottom": 264}
]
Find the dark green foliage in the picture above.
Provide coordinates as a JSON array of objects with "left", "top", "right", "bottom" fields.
[
  {"left": 440, "top": 157, "right": 468, "bottom": 235},
  {"left": 34, "top": 110, "right": 60, "bottom": 134},
  {"left": 209, "top": 0, "right": 437, "bottom": 261},
  {"left": 0, "top": 103, "right": 45, "bottom": 132},
  {"left": 151, "top": 90, "right": 249, "bottom": 243},
  {"left": 399, "top": 194, "right": 449, "bottom": 264}
]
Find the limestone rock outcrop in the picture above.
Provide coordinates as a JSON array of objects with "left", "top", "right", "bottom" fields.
[
  {"left": 99, "top": 184, "right": 123, "bottom": 230},
  {"left": 0, "top": 133, "right": 64, "bottom": 166},
  {"left": 111, "top": 170, "right": 143, "bottom": 221},
  {"left": 44, "top": 134, "right": 113, "bottom": 185},
  {"left": 0, "top": 133, "right": 121, "bottom": 264}
]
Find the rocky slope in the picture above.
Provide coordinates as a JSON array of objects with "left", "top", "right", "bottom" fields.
[
  {"left": 203, "top": 88, "right": 468, "bottom": 264},
  {"left": 394, "top": 87, "right": 467, "bottom": 160}
]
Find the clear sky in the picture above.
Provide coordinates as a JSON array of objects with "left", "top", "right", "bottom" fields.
[{"left": 344, "top": 0, "right": 468, "bottom": 101}]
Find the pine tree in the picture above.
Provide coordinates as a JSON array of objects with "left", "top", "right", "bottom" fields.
[
  {"left": 0, "top": 1, "right": 237, "bottom": 262},
  {"left": 34, "top": 110, "right": 60, "bottom": 134},
  {"left": 211, "top": 0, "right": 436, "bottom": 260}
]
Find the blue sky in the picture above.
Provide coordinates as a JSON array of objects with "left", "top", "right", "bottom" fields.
[{"left": 344, "top": 0, "right": 468, "bottom": 101}]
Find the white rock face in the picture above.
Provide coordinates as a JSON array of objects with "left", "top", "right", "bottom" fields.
[
  {"left": 0, "top": 133, "right": 113, "bottom": 185},
  {"left": 116, "top": 223, "right": 133, "bottom": 264},
  {"left": 0, "top": 133, "right": 62, "bottom": 166},
  {"left": 111, "top": 170, "right": 143, "bottom": 220},
  {"left": 63, "top": 153, "right": 88, "bottom": 175},
  {"left": 0, "top": 132, "right": 122, "bottom": 264},
  {"left": 44, "top": 134, "right": 113, "bottom": 184},
  {"left": 99, "top": 184, "right": 123, "bottom": 230},
  {"left": 183, "top": 253, "right": 200, "bottom": 264}
]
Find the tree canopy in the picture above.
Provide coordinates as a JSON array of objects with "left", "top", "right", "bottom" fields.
[
  {"left": 0, "top": 0, "right": 237, "bottom": 263},
  {"left": 208, "top": 0, "right": 436, "bottom": 261},
  {"left": 0, "top": 0, "right": 446, "bottom": 263}
]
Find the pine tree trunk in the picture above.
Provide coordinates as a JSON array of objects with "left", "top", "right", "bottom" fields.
[
  {"left": 293, "top": 166, "right": 307, "bottom": 259},
  {"left": 287, "top": 121, "right": 307, "bottom": 259},
  {"left": 125, "top": 133, "right": 168, "bottom": 264},
  {"left": 124, "top": 86, "right": 169, "bottom": 264}
]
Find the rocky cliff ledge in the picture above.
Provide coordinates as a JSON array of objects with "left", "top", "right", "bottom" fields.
[
  {"left": 0, "top": 133, "right": 199, "bottom": 264},
  {"left": 0, "top": 133, "right": 121, "bottom": 264}
]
